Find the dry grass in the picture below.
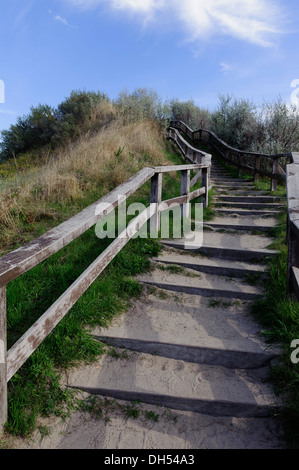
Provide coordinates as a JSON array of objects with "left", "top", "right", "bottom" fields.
[{"left": 0, "top": 119, "right": 171, "bottom": 253}]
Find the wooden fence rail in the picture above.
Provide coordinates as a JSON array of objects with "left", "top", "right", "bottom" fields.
[
  {"left": 169, "top": 120, "right": 299, "bottom": 302},
  {"left": 0, "top": 134, "right": 212, "bottom": 432},
  {"left": 169, "top": 120, "right": 289, "bottom": 191}
]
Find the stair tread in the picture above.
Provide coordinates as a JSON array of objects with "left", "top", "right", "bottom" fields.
[
  {"left": 64, "top": 350, "right": 281, "bottom": 414},
  {"left": 153, "top": 250, "right": 266, "bottom": 272},
  {"left": 91, "top": 292, "right": 277, "bottom": 359}
]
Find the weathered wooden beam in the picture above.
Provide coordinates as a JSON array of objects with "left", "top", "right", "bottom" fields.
[
  {"left": 154, "top": 164, "right": 207, "bottom": 173},
  {"left": 0, "top": 287, "right": 7, "bottom": 433},
  {"left": 287, "top": 163, "right": 299, "bottom": 299},
  {"left": 201, "top": 168, "right": 209, "bottom": 209},
  {"left": 181, "top": 170, "right": 190, "bottom": 218},
  {"left": 189, "top": 187, "right": 206, "bottom": 202},
  {"left": 190, "top": 170, "right": 202, "bottom": 188},
  {"left": 159, "top": 195, "right": 187, "bottom": 211},
  {"left": 0, "top": 168, "right": 155, "bottom": 288},
  {"left": 150, "top": 173, "right": 162, "bottom": 238},
  {"left": 7, "top": 205, "right": 156, "bottom": 382}
]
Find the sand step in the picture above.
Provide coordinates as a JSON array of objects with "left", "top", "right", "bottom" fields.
[
  {"left": 91, "top": 285, "right": 279, "bottom": 369},
  {"left": 161, "top": 230, "right": 278, "bottom": 261},
  {"left": 64, "top": 350, "right": 281, "bottom": 418},
  {"left": 204, "top": 215, "right": 277, "bottom": 233},
  {"left": 215, "top": 196, "right": 285, "bottom": 204},
  {"left": 153, "top": 250, "right": 266, "bottom": 278},
  {"left": 161, "top": 242, "right": 278, "bottom": 261},
  {"left": 214, "top": 190, "right": 273, "bottom": 196},
  {"left": 215, "top": 208, "right": 281, "bottom": 217},
  {"left": 138, "top": 267, "right": 263, "bottom": 300},
  {"left": 213, "top": 201, "right": 284, "bottom": 210}
]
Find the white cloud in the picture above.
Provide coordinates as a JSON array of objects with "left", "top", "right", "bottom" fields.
[
  {"left": 63, "top": 0, "right": 284, "bottom": 46},
  {"left": 55, "top": 15, "right": 69, "bottom": 25},
  {"left": 49, "top": 9, "right": 77, "bottom": 28},
  {"left": 220, "top": 62, "right": 234, "bottom": 74}
]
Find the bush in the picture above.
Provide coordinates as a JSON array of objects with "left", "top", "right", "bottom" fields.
[
  {"left": 211, "top": 94, "right": 258, "bottom": 150},
  {"left": 0, "top": 104, "right": 56, "bottom": 161},
  {"left": 0, "top": 91, "right": 112, "bottom": 162},
  {"left": 115, "top": 88, "right": 171, "bottom": 130},
  {"left": 170, "top": 99, "right": 211, "bottom": 130},
  {"left": 252, "top": 98, "right": 299, "bottom": 154}
]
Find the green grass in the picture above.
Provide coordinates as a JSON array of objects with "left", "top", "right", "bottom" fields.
[
  {"left": 4, "top": 139, "right": 213, "bottom": 438},
  {"left": 5, "top": 231, "right": 160, "bottom": 437}
]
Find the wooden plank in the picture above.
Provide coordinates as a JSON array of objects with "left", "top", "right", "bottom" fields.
[
  {"left": 287, "top": 163, "right": 299, "bottom": 298},
  {"left": 7, "top": 205, "right": 156, "bottom": 382},
  {"left": 0, "top": 287, "right": 7, "bottom": 432},
  {"left": 0, "top": 167, "right": 155, "bottom": 288},
  {"left": 159, "top": 195, "right": 187, "bottom": 211},
  {"left": 287, "top": 164, "right": 299, "bottom": 223},
  {"left": 202, "top": 168, "right": 209, "bottom": 209},
  {"left": 181, "top": 170, "right": 190, "bottom": 218},
  {"left": 150, "top": 173, "right": 162, "bottom": 237},
  {"left": 189, "top": 187, "right": 206, "bottom": 202},
  {"left": 190, "top": 170, "right": 202, "bottom": 187},
  {"left": 154, "top": 164, "right": 207, "bottom": 173}
]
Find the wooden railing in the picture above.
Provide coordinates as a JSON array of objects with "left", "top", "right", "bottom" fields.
[
  {"left": 169, "top": 119, "right": 299, "bottom": 301},
  {"left": 0, "top": 134, "right": 211, "bottom": 432},
  {"left": 287, "top": 152, "right": 299, "bottom": 300},
  {"left": 170, "top": 120, "right": 290, "bottom": 192}
]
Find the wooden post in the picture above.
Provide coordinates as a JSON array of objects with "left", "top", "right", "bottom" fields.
[
  {"left": 271, "top": 157, "right": 279, "bottom": 191},
  {"left": 202, "top": 168, "right": 209, "bottom": 209},
  {"left": 254, "top": 156, "right": 261, "bottom": 183},
  {"left": 238, "top": 154, "right": 243, "bottom": 178},
  {"left": 181, "top": 170, "right": 190, "bottom": 218},
  {"left": 0, "top": 286, "right": 7, "bottom": 434},
  {"left": 150, "top": 173, "right": 162, "bottom": 238}
]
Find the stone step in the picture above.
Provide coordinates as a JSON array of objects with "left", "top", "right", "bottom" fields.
[
  {"left": 91, "top": 290, "right": 278, "bottom": 370},
  {"left": 64, "top": 350, "right": 281, "bottom": 418},
  {"left": 138, "top": 268, "right": 262, "bottom": 301}
]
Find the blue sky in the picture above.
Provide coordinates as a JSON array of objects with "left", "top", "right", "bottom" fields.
[{"left": 1, "top": 0, "right": 299, "bottom": 133}]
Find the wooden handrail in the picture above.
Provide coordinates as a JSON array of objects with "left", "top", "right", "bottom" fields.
[
  {"left": 168, "top": 120, "right": 299, "bottom": 300},
  {"left": 0, "top": 130, "right": 211, "bottom": 432},
  {"left": 169, "top": 120, "right": 290, "bottom": 191}
]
